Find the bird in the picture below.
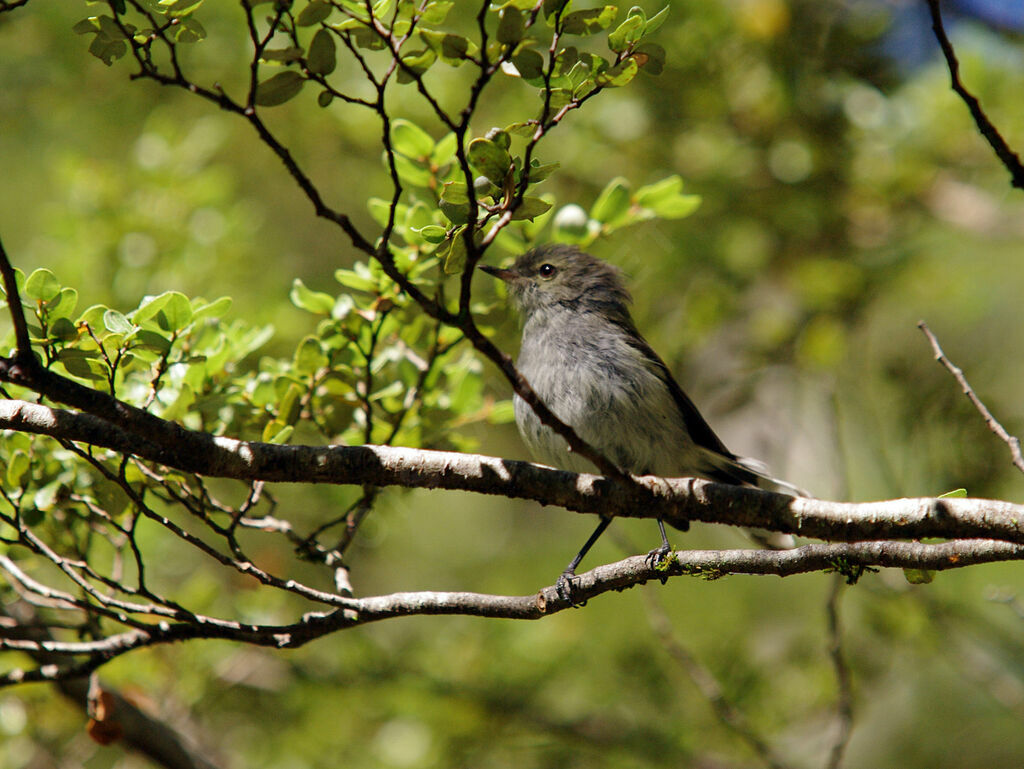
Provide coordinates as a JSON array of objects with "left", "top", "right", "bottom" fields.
[{"left": 480, "top": 244, "right": 804, "bottom": 599}]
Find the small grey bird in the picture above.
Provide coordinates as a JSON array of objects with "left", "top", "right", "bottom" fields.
[{"left": 481, "top": 244, "right": 803, "bottom": 597}]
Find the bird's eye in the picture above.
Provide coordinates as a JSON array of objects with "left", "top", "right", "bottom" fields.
[{"left": 538, "top": 263, "right": 557, "bottom": 279}]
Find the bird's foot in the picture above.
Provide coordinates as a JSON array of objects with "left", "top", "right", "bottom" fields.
[
  {"left": 555, "top": 570, "right": 586, "bottom": 607},
  {"left": 645, "top": 542, "right": 673, "bottom": 583}
]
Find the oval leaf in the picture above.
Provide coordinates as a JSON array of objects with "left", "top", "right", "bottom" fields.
[
  {"left": 254, "top": 71, "right": 305, "bottom": 107},
  {"left": 307, "top": 28, "right": 337, "bottom": 75}
]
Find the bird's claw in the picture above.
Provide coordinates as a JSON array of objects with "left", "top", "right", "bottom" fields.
[{"left": 645, "top": 543, "right": 673, "bottom": 583}]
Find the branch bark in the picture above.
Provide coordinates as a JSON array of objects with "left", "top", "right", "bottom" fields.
[
  {"left": 2, "top": 398, "right": 1024, "bottom": 544},
  {"left": 3, "top": 538, "right": 1022, "bottom": 687}
]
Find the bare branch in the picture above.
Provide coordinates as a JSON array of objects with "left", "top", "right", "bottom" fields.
[
  {"left": 926, "top": 0, "right": 1024, "bottom": 190},
  {"left": 4, "top": 398, "right": 1024, "bottom": 543},
  {"left": 1, "top": 602, "right": 222, "bottom": 769},
  {"left": 919, "top": 321, "right": 1024, "bottom": 475},
  {"left": 4, "top": 539, "right": 1023, "bottom": 687}
]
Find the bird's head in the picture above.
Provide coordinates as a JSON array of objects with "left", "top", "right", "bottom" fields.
[{"left": 480, "top": 244, "right": 631, "bottom": 322}]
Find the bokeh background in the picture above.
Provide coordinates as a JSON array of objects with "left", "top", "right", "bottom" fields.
[{"left": 3, "top": 1, "right": 1024, "bottom": 767}]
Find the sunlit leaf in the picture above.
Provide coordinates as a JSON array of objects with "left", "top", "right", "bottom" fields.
[
  {"left": 590, "top": 177, "right": 631, "bottom": 225},
  {"left": 24, "top": 269, "right": 61, "bottom": 302},
  {"left": 561, "top": 5, "right": 617, "bottom": 35},
  {"left": 391, "top": 119, "right": 435, "bottom": 159},
  {"left": 290, "top": 279, "right": 336, "bottom": 314}
]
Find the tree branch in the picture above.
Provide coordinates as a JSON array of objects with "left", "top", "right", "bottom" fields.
[
  {"left": 926, "top": 0, "right": 1024, "bottom": 190},
  {"left": 4, "top": 399, "right": 1024, "bottom": 543},
  {"left": 919, "top": 320, "right": 1024, "bottom": 475},
  {"left": 3, "top": 538, "right": 1022, "bottom": 687},
  {"left": 0, "top": 602, "right": 222, "bottom": 769}
]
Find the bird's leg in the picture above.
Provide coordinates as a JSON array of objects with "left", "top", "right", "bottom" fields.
[
  {"left": 556, "top": 515, "right": 612, "bottom": 605},
  {"left": 644, "top": 519, "right": 673, "bottom": 573}
]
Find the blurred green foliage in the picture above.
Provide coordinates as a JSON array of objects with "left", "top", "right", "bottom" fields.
[{"left": 3, "top": 1, "right": 1024, "bottom": 768}]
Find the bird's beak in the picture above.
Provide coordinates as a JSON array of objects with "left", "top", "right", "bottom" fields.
[{"left": 479, "top": 264, "right": 517, "bottom": 282}]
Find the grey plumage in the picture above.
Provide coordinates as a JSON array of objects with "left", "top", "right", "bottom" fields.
[
  {"left": 484, "top": 244, "right": 798, "bottom": 492},
  {"left": 481, "top": 244, "right": 802, "bottom": 595}
]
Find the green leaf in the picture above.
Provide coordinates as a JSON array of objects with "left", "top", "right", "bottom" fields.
[
  {"left": 440, "top": 181, "right": 471, "bottom": 225},
  {"left": 643, "top": 5, "right": 670, "bottom": 35},
  {"left": 77, "top": 304, "right": 111, "bottom": 329},
  {"left": 497, "top": 6, "right": 525, "bottom": 44},
  {"left": 608, "top": 10, "right": 643, "bottom": 51},
  {"left": 441, "top": 230, "right": 468, "bottom": 274},
  {"left": 44, "top": 287, "right": 79, "bottom": 321},
  {"left": 88, "top": 36, "right": 127, "bottom": 66},
  {"left": 635, "top": 175, "right": 701, "bottom": 219},
  {"left": 290, "top": 279, "right": 335, "bottom": 314},
  {"left": 134, "top": 329, "right": 173, "bottom": 355},
  {"left": 510, "top": 196, "right": 553, "bottom": 221},
  {"left": 561, "top": 5, "right": 617, "bottom": 35},
  {"left": 296, "top": 0, "right": 333, "bottom": 26},
  {"left": 543, "top": 0, "right": 571, "bottom": 18},
  {"left": 468, "top": 138, "right": 512, "bottom": 184},
  {"left": 511, "top": 48, "right": 545, "bottom": 80},
  {"left": 318, "top": 90, "right": 334, "bottom": 107},
  {"left": 162, "top": 0, "right": 203, "bottom": 17},
  {"left": 191, "top": 296, "right": 233, "bottom": 322},
  {"left": 254, "top": 71, "right": 305, "bottom": 107},
  {"left": 527, "top": 159, "right": 560, "bottom": 183},
  {"left": 634, "top": 42, "right": 665, "bottom": 75},
  {"left": 396, "top": 48, "right": 437, "bottom": 83},
  {"left": 24, "top": 269, "right": 61, "bottom": 302},
  {"left": 903, "top": 568, "right": 935, "bottom": 585},
  {"left": 103, "top": 309, "right": 135, "bottom": 334},
  {"left": 420, "top": 1, "right": 454, "bottom": 25},
  {"left": 49, "top": 318, "right": 78, "bottom": 341},
  {"left": 391, "top": 119, "right": 435, "bottom": 159},
  {"left": 261, "top": 46, "right": 305, "bottom": 62},
  {"left": 431, "top": 132, "right": 458, "bottom": 165},
  {"left": 335, "top": 268, "right": 378, "bottom": 293},
  {"left": 595, "top": 56, "right": 638, "bottom": 87},
  {"left": 175, "top": 16, "right": 206, "bottom": 43},
  {"left": 412, "top": 225, "right": 449, "bottom": 244},
  {"left": 420, "top": 30, "right": 477, "bottom": 65},
  {"left": 58, "top": 349, "right": 109, "bottom": 381},
  {"left": 590, "top": 177, "right": 632, "bottom": 226},
  {"left": 294, "top": 336, "right": 329, "bottom": 374},
  {"left": 278, "top": 382, "right": 304, "bottom": 425},
  {"left": 440, "top": 181, "right": 469, "bottom": 204},
  {"left": 6, "top": 449, "right": 29, "bottom": 488},
  {"left": 348, "top": 26, "right": 387, "bottom": 50},
  {"left": 262, "top": 420, "right": 294, "bottom": 444},
  {"left": 307, "top": 28, "right": 337, "bottom": 75},
  {"left": 133, "top": 291, "right": 193, "bottom": 331},
  {"left": 937, "top": 488, "right": 968, "bottom": 498}
]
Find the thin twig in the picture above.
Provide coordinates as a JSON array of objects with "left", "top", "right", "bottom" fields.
[
  {"left": 918, "top": 321, "right": 1024, "bottom": 475},
  {"left": 824, "top": 575, "right": 853, "bottom": 769},
  {"left": 926, "top": 0, "right": 1024, "bottom": 190},
  {"left": 640, "top": 588, "right": 788, "bottom": 769},
  {"left": 5, "top": 539, "right": 1024, "bottom": 687}
]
